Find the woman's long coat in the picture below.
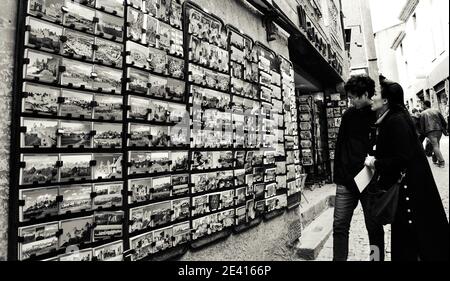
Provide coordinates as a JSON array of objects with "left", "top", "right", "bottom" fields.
[{"left": 374, "top": 110, "right": 449, "bottom": 261}]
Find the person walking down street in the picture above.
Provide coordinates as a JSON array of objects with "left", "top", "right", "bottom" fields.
[
  {"left": 365, "top": 79, "right": 449, "bottom": 261},
  {"left": 411, "top": 108, "right": 425, "bottom": 144},
  {"left": 420, "top": 101, "right": 448, "bottom": 168},
  {"left": 332, "top": 75, "right": 383, "bottom": 261}
]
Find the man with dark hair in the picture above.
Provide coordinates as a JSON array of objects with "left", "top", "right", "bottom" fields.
[
  {"left": 333, "top": 75, "right": 384, "bottom": 261},
  {"left": 420, "top": 100, "right": 448, "bottom": 168},
  {"left": 412, "top": 108, "right": 425, "bottom": 143}
]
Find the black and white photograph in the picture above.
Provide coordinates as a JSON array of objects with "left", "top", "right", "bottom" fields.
[
  {"left": 59, "top": 184, "right": 92, "bottom": 214},
  {"left": 93, "top": 182, "right": 123, "bottom": 209},
  {"left": 170, "top": 126, "right": 189, "bottom": 147},
  {"left": 130, "top": 231, "right": 153, "bottom": 261},
  {"left": 60, "top": 90, "right": 93, "bottom": 118},
  {"left": 157, "top": 22, "right": 171, "bottom": 51},
  {"left": 157, "top": 0, "right": 170, "bottom": 22},
  {"left": 149, "top": 125, "right": 170, "bottom": 147},
  {"left": 129, "top": 178, "right": 152, "bottom": 203},
  {"left": 153, "top": 227, "right": 173, "bottom": 253},
  {"left": 220, "top": 190, "right": 235, "bottom": 208},
  {"left": 208, "top": 193, "right": 220, "bottom": 212},
  {"left": 59, "top": 121, "right": 92, "bottom": 148},
  {"left": 146, "top": 0, "right": 158, "bottom": 16},
  {"left": 191, "top": 172, "right": 213, "bottom": 193},
  {"left": 18, "top": 222, "right": 59, "bottom": 260},
  {"left": 151, "top": 176, "right": 172, "bottom": 200},
  {"left": 95, "top": 38, "right": 123, "bottom": 67},
  {"left": 149, "top": 152, "right": 171, "bottom": 173},
  {"left": 129, "top": 96, "right": 150, "bottom": 120},
  {"left": 146, "top": 15, "right": 159, "bottom": 47},
  {"left": 93, "top": 123, "right": 122, "bottom": 148},
  {"left": 19, "top": 186, "right": 59, "bottom": 222},
  {"left": 129, "top": 124, "right": 152, "bottom": 147},
  {"left": 172, "top": 198, "right": 190, "bottom": 221},
  {"left": 235, "top": 187, "right": 246, "bottom": 206},
  {"left": 148, "top": 74, "right": 167, "bottom": 98},
  {"left": 129, "top": 205, "right": 151, "bottom": 232},
  {"left": 148, "top": 46, "right": 167, "bottom": 74},
  {"left": 172, "top": 222, "right": 190, "bottom": 247},
  {"left": 171, "top": 151, "right": 188, "bottom": 171},
  {"left": 127, "top": 7, "right": 145, "bottom": 42},
  {"left": 60, "top": 59, "right": 93, "bottom": 89},
  {"left": 94, "top": 94, "right": 123, "bottom": 121},
  {"left": 63, "top": 29, "right": 94, "bottom": 60},
  {"left": 21, "top": 118, "right": 58, "bottom": 148},
  {"left": 172, "top": 174, "right": 189, "bottom": 196},
  {"left": 59, "top": 216, "right": 94, "bottom": 248},
  {"left": 24, "top": 50, "right": 61, "bottom": 83},
  {"left": 127, "top": 0, "right": 143, "bottom": 9},
  {"left": 59, "top": 249, "right": 92, "bottom": 261},
  {"left": 93, "top": 211, "right": 124, "bottom": 241},
  {"left": 151, "top": 201, "right": 172, "bottom": 227},
  {"left": 25, "top": 17, "right": 62, "bottom": 53},
  {"left": 22, "top": 83, "right": 60, "bottom": 115},
  {"left": 192, "top": 195, "right": 209, "bottom": 217},
  {"left": 93, "top": 241, "right": 123, "bottom": 261},
  {"left": 96, "top": 0, "right": 125, "bottom": 17},
  {"left": 192, "top": 215, "right": 209, "bottom": 241},
  {"left": 92, "top": 65, "right": 123, "bottom": 93},
  {"left": 63, "top": 0, "right": 96, "bottom": 33},
  {"left": 127, "top": 68, "right": 149, "bottom": 94},
  {"left": 167, "top": 56, "right": 185, "bottom": 80},
  {"left": 192, "top": 151, "right": 212, "bottom": 171},
  {"left": 96, "top": 11, "right": 124, "bottom": 41},
  {"left": 59, "top": 154, "right": 92, "bottom": 182},
  {"left": 21, "top": 154, "right": 58, "bottom": 185},
  {"left": 93, "top": 153, "right": 123, "bottom": 179},
  {"left": 28, "top": 0, "right": 64, "bottom": 23},
  {"left": 129, "top": 151, "right": 151, "bottom": 174},
  {"left": 127, "top": 41, "right": 149, "bottom": 68},
  {"left": 148, "top": 100, "right": 169, "bottom": 122},
  {"left": 170, "top": 28, "right": 184, "bottom": 57}
]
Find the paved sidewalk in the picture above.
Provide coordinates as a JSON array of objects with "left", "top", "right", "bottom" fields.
[{"left": 316, "top": 136, "right": 449, "bottom": 261}]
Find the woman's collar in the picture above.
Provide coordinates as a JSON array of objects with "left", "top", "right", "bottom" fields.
[{"left": 375, "top": 109, "right": 390, "bottom": 125}]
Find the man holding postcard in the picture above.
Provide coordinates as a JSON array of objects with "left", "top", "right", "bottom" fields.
[{"left": 333, "top": 75, "right": 383, "bottom": 261}]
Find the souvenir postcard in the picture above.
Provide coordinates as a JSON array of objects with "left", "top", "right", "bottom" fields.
[
  {"left": 173, "top": 222, "right": 190, "bottom": 247},
  {"left": 171, "top": 151, "right": 189, "bottom": 171},
  {"left": 129, "top": 151, "right": 151, "bottom": 174},
  {"left": 21, "top": 154, "right": 58, "bottom": 185},
  {"left": 148, "top": 100, "right": 169, "bottom": 122},
  {"left": 130, "top": 231, "right": 153, "bottom": 261},
  {"left": 28, "top": 0, "right": 64, "bottom": 23},
  {"left": 64, "top": 0, "right": 95, "bottom": 33},
  {"left": 148, "top": 46, "right": 167, "bottom": 74},
  {"left": 96, "top": 11, "right": 124, "bottom": 41},
  {"left": 18, "top": 222, "right": 59, "bottom": 260},
  {"left": 192, "top": 215, "right": 209, "bottom": 240},
  {"left": 93, "top": 211, "right": 124, "bottom": 241},
  {"left": 24, "top": 50, "right": 61, "bottom": 83},
  {"left": 95, "top": 38, "right": 123, "bottom": 67},
  {"left": 60, "top": 89, "right": 93, "bottom": 118},
  {"left": 22, "top": 83, "right": 59, "bottom": 116},
  {"left": 25, "top": 17, "right": 62, "bottom": 53},
  {"left": 152, "top": 176, "right": 172, "bottom": 200},
  {"left": 127, "top": 7, "right": 145, "bottom": 42},
  {"left": 149, "top": 125, "right": 170, "bottom": 147},
  {"left": 93, "top": 182, "right": 123, "bottom": 209},
  {"left": 59, "top": 184, "right": 92, "bottom": 214},
  {"left": 93, "top": 241, "right": 123, "bottom": 261},
  {"left": 59, "top": 154, "right": 92, "bottom": 181},
  {"left": 146, "top": 15, "right": 159, "bottom": 47},
  {"left": 59, "top": 121, "right": 92, "bottom": 148},
  {"left": 19, "top": 186, "right": 59, "bottom": 222},
  {"left": 96, "top": 0, "right": 125, "bottom": 17},
  {"left": 129, "top": 177, "right": 152, "bottom": 203},
  {"left": 59, "top": 249, "right": 93, "bottom": 261},
  {"left": 127, "top": 41, "right": 149, "bottom": 68},
  {"left": 60, "top": 59, "right": 94, "bottom": 89},
  {"left": 147, "top": 74, "right": 167, "bottom": 98},
  {"left": 63, "top": 29, "right": 94, "bottom": 60},
  {"left": 157, "top": 0, "right": 170, "bottom": 22},
  {"left": 170, "top": 0, "right": 183, "bottom": 28},
  {"left": 146, "top": 0, "right": 158, "bottom": 16},
  {"left": 157, "top": 22, "right": 171, "bottom": 51},
  {"left": 192, "top": 195, "right": 209, "bottom": 217},
  {"left": 59, "top": 216, "right": 94, "bottom": 248},
  {"left": 129, "top": 124, "right": 152, "bottom": 147},
  {"left": 168, "top": 56, "right": 185, "bottom": 80},
  {"left": 127, "top": 67, "right": 149, "bottom": 94},
  {"left": 93, "top": 153, "right": 123, "bottom": 179},
  {"left": 94, "top": 94, "right": 123, "bottom": 121},
  {"left": 173, "top": 198, "right": 190, "bottom": 221},
  {"left": 129, "top": 96, "right": 150, "bottom": 120},
  {"left": 149, "top": 151, "right": 171, "bottom": 173},
  {"left": 151, "top": 201, "right": 173, "bottom": 227},
  {"left": 153, "top": 227, "right": 173, "bottom": 253},
  {"left": 21, "top": 118, "right": 58, "bottom": 148}
]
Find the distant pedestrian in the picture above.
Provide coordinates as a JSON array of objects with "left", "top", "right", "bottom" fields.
[
  {"left": 333, "top": 75, "right": 383, "bottom": 261},
  {"left": 365, "top": 79, "right": 449, "bottom": 261},
  {"left": 420, "top": 101, "right": 448, "bottom": 168},
  {"left": 411, "top": 108, "right": 425, "bottom": 143}
]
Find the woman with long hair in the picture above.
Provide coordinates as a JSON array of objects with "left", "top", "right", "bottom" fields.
[{"left": 364, "top": 78, "right": 449, "bottom": 261}]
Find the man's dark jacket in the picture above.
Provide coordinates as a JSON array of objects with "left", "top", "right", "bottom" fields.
[{"left": 334, "top": 106, "right": 377, "bottom": 193}]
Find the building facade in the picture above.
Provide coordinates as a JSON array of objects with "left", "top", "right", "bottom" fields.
[{"left": 390, "top": 0, "right": 449, "bottom": 114}]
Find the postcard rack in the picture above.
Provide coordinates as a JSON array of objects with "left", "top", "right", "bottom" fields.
[{"left": 9, "top": 0, "right": 301, "bottom": 261}]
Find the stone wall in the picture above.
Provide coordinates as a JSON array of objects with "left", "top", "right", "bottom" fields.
[{"left": 0, "top": 0, "right": 17, "bottom": 261}]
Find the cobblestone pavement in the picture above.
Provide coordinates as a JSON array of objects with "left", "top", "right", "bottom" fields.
[{"left": 316, "top": 136, "right": 449, "bottom": 261}]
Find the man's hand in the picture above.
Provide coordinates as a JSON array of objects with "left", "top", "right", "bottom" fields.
[{"left": 364, "top": 156, "right": 376, "bottom": 169}]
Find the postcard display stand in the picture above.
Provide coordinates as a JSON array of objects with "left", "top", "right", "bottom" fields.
[
  {"left": 10, "top": 0, "right": 300, "bottom": 261},
  {"left": 280, "top": 56, "right": 304, "bottom": 209},
  {"left": 325, "top": 94, "right": 347, "bottom": 161}
]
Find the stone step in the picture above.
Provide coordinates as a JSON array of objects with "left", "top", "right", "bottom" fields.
[
  {"left": 300, "top": 185, "right": 336, "bottom": 229},
  {"left": 296, "top": 208, "right": 334, "bottom": 260}
]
